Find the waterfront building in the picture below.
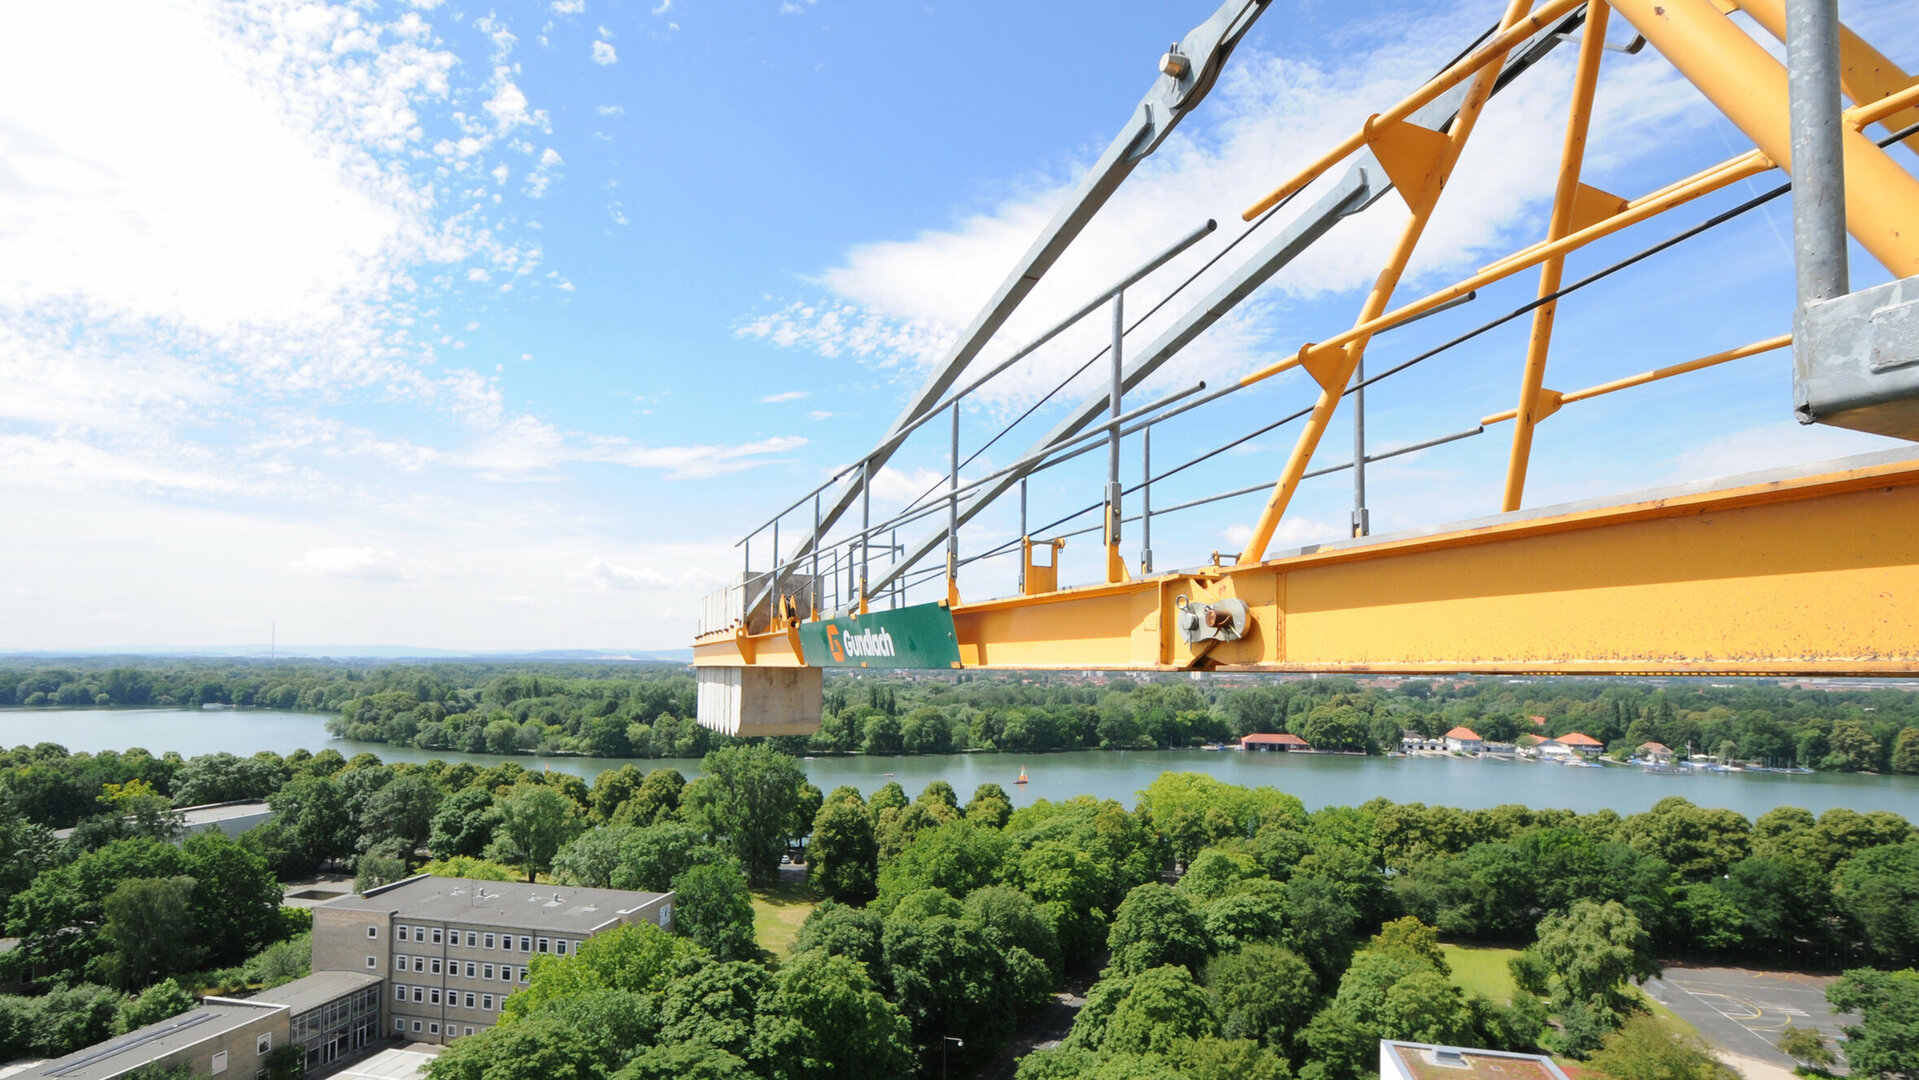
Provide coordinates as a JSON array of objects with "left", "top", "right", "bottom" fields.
[
  {"left": 1443, "top": 726, "right": 1484, "bottom": 753},
  {"left": 1556, "top": 732, "right": 1605, "bottom": 758},
  {"left": 1638, "top": 741, "right": 1674, "bottom": 763},
  {"left": 311, "top": 875, "right": 675, "bottom": 1046},
  {"left": 18, "top": 971, "right": 379, "bottom": 1080},
  {"left": 1379, "top": 1041, "right": 1569, "bottom": 1080},
  {"left": 1401, "top": 731, "right": 1444, "bottom": 752},
  {"left": 1239, "top": 733, "right": 1310, "bottom": 752}
]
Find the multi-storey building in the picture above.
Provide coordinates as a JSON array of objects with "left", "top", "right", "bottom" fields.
[{"left": 310, "top": 875, "right": 674, "bottom": 1046}]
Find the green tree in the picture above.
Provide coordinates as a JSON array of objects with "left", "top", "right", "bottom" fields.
[
  {"left": 965, "top": 783, "right": 1013, "bottom": 829},
  {"left": 613, "top": 1043, "right": 754, "bottom": 1080},
  {"left": 428, "top": 787, "right": 502, "bottom": 860},
  {"left": 1527, "top": 900, "right": 1658, "bottom": 1025},
  {"left": 99, "top": 875, "right": 202, "bottom": 989},
  {"left": 1775, "top": 1026, "right": 1838, "bottom": 1070},
  {"left": 682, "top": 745, "right": 812, "bottom": 885},
  {"left": 1587, "top": 1014, "right": 1736, "bottom": 1080},
  {"left": 1203, "top": 942, "right": 1319, "bottom": 1049},
  {"left": 504, "top": 922, "right": 701, "bottom": 1022},
  {"left": 1833, "top": 843, "right": 1919, "bottom": 965},
  {"left": 1822, "top": 719, "right": 1881, "bottom": 772},
  {"left": 808, "top": 789, "right": 879, "bottom": 904},
  {"left": 1891, "top": 728, "right": 1919, "bottom": 775},
  {"left": 752, "top": 951, "right": 914, "bottom": 1080},
  {"left": 268, "top": 775, "right": 352, "bottom": 870},
  {"left": 1107, "top": 884, "right": 1213, "bottom": 976},
  {"left": 1826, "top": 967, "right": 1919, "bottom": 1080},
  {"left": 489, "top": 783, "right": 582, "bottom": 882},
  {"left": 1103, "top": 965, "right": 1221, "bottom": 1054},
  {"left": 670, "top": 859, "right": 757, "bottom": 961},
  {"left": 360, "top": 774, "right": 442, "bottom": 861},
  {"left": 356, "top": 852, "right": 406, "bottom": 893},
  {"left": 616, "top": 768, "right": 686, "bottom": 827},
  {"left": 115, "top": 978, "right": 194, "bottom": 1033},
  {"left": 550, "top": 826, "right": 634, "bottom": 888},
  {"left": 608, "top": 821, "right": 729, "bottom": 893}
]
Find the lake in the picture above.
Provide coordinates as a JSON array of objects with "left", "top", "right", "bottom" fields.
[{"left": 5, "top": 707, "right": 1919, "bottom": 820}]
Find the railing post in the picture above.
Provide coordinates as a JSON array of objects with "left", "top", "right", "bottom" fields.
[
  {"left": 947, "top": 401, "right": 961, "bottom": 594},
  {"left": 811, "top": 494, "right": 821, "bottom": 614},
  {"left": 1018, "top": 477, "right": 1028, "bottom": 594},
  {"left": 1786, "top": 0, "right": 1849, "bottom": 309},
  {"left": 860, "top": 460, "right": 871, "bottom": 612},
  {"left": 1141, "top": 425, "right": 1154, "bottom": 574},
  {"left": 1352, "top": 356, "right": 1369, "bottom": 537},
  {"left": 1105, "top": 291, "right": 1125, "bottom": 583}
]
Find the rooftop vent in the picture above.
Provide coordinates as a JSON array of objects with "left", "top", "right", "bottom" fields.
[{"left": 1432, "top": 1048, "right": 1469, "bottom": 1069}]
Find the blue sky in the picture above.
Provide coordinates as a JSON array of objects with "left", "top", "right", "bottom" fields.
[{"left": 0, "top": 0, "right": 1914, "bottom": 652}]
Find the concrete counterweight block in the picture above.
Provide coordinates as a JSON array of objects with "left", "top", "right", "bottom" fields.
[{"left": 695, "top": 666, "right": 823, "bottom": 736}]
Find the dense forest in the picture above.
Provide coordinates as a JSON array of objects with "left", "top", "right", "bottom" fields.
[
  {"left": 0, "top": 731, "right": 1916, "bottom": 1078},
  {"left": 6, "top": 658, "right": 1919, "bottom": 773}
]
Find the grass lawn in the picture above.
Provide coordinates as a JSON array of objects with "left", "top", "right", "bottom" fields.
[
  {"left": 1442, "top": 944, "right": 1522, "bottom": 1003},
  {"left": 751, "top": 875, "right": 818, "bottom": 958}
]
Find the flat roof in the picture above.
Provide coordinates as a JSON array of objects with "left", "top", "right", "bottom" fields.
[
  {"left": 177, "top": 800, "right": 273, "bottom": 825},
  {"left": 1384, "top": 1041, "right": 1569, "bottom": 1080},
  {"left": 245, "top": 970, "right": 383, "bottom": 1015},
  {"left": 321, "top": 876, "right": 670, "bottom": 934},
  {"left": 25, "top": 1003, "right": 282, "bottom": 1080}
]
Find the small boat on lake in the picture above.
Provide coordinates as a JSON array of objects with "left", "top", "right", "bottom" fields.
[{"left": 1015, "top": 767, "right": 1028, "bottom": 785}]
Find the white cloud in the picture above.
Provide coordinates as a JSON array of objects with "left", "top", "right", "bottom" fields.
[
  {"left": 597, "top": 104, "right": 624, "bottom": 115},
  {"left": 651, "top": 0, "right": 672, "bottom": 14},
  {"left": 292, "top": 546, "right": 413, "bottom": 582},
  {"left": 549, "top": 0, "right": 584, "bottom": 13},
  {"left": 592, "top": 40, "right": 617, "bottom": 65},
  {"left": 597, "top": 24, "right": 614, "bottom": 39},
  {"left": 736, "top": 2, "right": 1713, "bottom": 416},
  {"left": 760, "top": 390, "right": 809, "bottom": 403},
  {"left": 807, "top": 411, "right": 837, "bottom": 421}
]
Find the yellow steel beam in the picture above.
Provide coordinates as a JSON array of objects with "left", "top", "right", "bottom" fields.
[
  {"left": 1721, "top": 0, "right": 1919, "bottom": 151},
  {"left": 948, "top": 455, "right": 1919, "bottom": 674},
  {"left": 1240, "top": 0, "right": 1587, "bottom": 219},
  {"left": 1503, "top": 0, "right": 1611, "bottom": 512},
  {"left": 1238, "top": 0, "right": 1537, "bottom": 564},
  {"left": 1481, "top": 333, "right": 1791, "bottom": 424},
  {"left": 1610, "top": 0, "right": 1919, "bottom": 277}
]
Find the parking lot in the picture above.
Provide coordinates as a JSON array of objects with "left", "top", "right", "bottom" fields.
[{"left": 1642, "top": 965, "right": 1859, "bottom": 1070}]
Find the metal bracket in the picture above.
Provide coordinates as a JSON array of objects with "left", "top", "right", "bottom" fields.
[{"left": 1175, "top": 594, "right": 1250, "bottom": 645}]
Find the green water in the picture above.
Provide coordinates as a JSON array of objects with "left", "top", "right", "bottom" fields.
[{"left": 5, "top": 707, "right": 1917, "bottom": 818}]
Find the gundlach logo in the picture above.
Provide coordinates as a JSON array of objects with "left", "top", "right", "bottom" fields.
[{"left": 825, "top": 624, "right": 897, "bottom": 662}]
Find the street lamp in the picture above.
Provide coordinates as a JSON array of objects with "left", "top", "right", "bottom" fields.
[{"left": 941, "top": 1036, "right": 964, "bottom": 1080}]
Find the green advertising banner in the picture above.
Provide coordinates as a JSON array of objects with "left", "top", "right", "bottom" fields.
[{"left": 798, "top": 602, "right": 963, "bottom": 669}]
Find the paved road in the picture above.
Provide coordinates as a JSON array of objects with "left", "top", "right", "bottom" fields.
[{"left": 1643, "top": 965, "right": 1857, "bottom": 1071}]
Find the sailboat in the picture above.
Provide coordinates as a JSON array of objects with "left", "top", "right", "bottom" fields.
[{"left": 1015, "top": 766, "right": 1028, "bottom": 786}]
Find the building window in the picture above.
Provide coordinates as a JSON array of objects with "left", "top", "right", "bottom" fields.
[
  {"left": 501, "top": 967, "right": 512, "bottom": 982},
  {"left": 466, "top": 931, "right": 477, "bottom": 947},
  {"left": 431, "top": 958, "right": 442, "bottom": 975},
  {"left": 483, "top": 964, "right": 494, "bottom": 980},
  {"left": 482, "top": 994, "right": 493, "bottom": 1011},
  {"left": 432, "top": 928, "right": 443, "bottom": 945},
  {"left": 519, "top": 967, "right": 528, "bottom": 983},
  {"left": 394, "top": 1019, "right": 405, "bottom": 1033},
  {"left": 484, "top": 933, "right": 494, "bottom": 949},
  {"left": 463, "top": 962, "right": 474, "bottom": 978},
  {"left": 428, "top": 1023, "right": 439, "bottom": 1036},
  {"left": 536, "top": 938, "right": 549, "bottom": 954},
  {"left": 364, "top": 955, "right": 376, "bottom": 968},
  {"left": 397, "top": 926, "right": 409, "bottom": 941},
  {"left": 464, "top": 993, "right": 475, "bottom": 1008},
  {"left": 366, "top": 926, "right": 378, "bottom": 939},
  {"left": 519, "top": 936, "right": 530, "bottom": 952},
  {"left": 430, "top": 989, "right": 441, "bottom": 1005},
  {"left": 257, "top": 1034, "right": 272, "bottom": 1056},
  {"left": 212, "top": 1051, "right": 228, "bottom": 1074},
  {"left": 413, "top": 988, "right": 423, "bottom": 1003},
  {"left": 555, "top": 940, "right": 568, "bottom": 956},
  {"left": 464, "top": 1027, "right": 474, "bottom": 1037}
]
